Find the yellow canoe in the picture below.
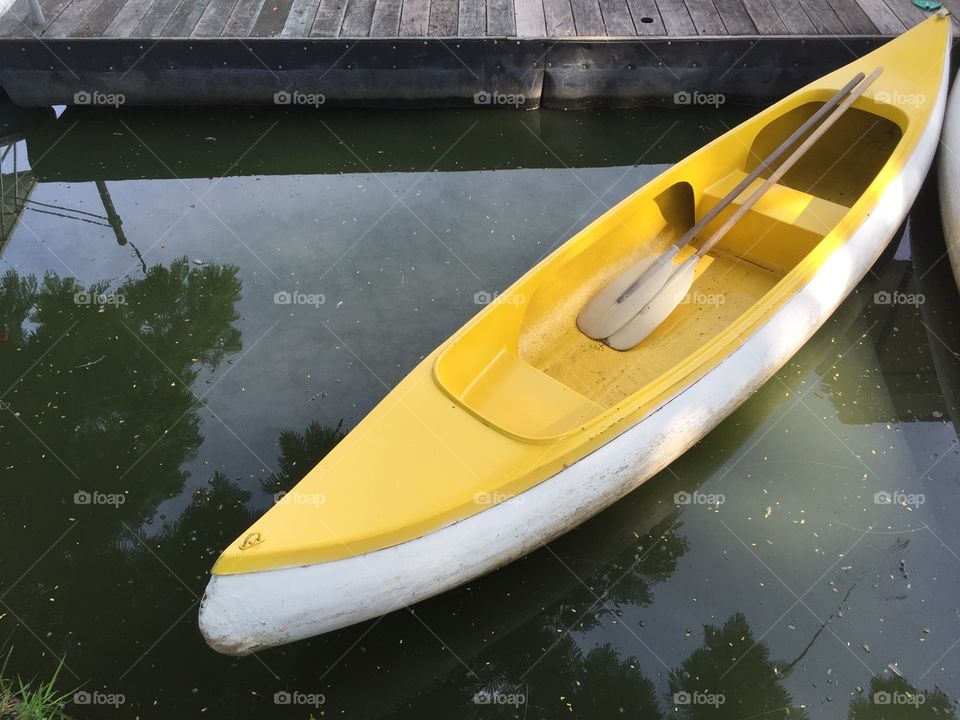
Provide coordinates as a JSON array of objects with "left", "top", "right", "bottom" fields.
[{"left": 200, "top": 14, "right": 952, "bottom": 655}]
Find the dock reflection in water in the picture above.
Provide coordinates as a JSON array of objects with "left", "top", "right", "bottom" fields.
[{"left": 0, "top": 101, "right": 958, "bottom": 719}]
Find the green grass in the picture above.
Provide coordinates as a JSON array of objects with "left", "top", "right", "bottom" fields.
[{"left": 0, "top": 651, "right": 73, "bottom": 720}]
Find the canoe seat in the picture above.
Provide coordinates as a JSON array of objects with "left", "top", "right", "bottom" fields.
[
  {"left": 455, "top": 349, "right": 602, "bottom": 440},
  {"left": 699, "top": 170, "right": 850, "bottom": 272}
]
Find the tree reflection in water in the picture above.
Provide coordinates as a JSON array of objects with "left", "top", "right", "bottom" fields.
[
  {"left": 669, "top": 612, "right": 807, "bottom": 720},
  {"left": 0, "top": 257, "right": 244, "bottom": 689}
]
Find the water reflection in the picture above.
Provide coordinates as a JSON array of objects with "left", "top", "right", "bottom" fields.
[
  {"left": 0, "top": 258, "right": 242, "bottom": 525},
  {"left": 912, "top": 172, "right": 960, "bottom": 438},
  {"left": 0, "top": 98, "right": 958, "bottom": 719},
  {"left": 260, "top": 420, "right": 345, "bottom": 498},
  {"left": 22, "top": 106, "right": 749, "bottom": 182},
  {"left": 669, "top": 612, "right": 806, "bottom": 719},
  {"left": 848, "top": 674, "right": 956, "bottom": 719}
]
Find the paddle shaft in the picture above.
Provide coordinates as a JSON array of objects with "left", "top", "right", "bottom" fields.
[
  {"left": 696, "top": 66, "right": 883, "bottom": 259},
  {"left": 616, "top": 72, "right": 866, "bottom": 305},
  {"left": 604, "top": 67, "right": 884, "bottom": 350}
]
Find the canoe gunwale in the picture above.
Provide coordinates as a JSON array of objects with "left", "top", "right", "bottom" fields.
[{"left": 938, "top": 72, "right": 960, "bottom": 286}]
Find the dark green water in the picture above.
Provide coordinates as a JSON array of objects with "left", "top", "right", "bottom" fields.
[{"left": 0, "top": 102, "right": 958, "bottom": 719}]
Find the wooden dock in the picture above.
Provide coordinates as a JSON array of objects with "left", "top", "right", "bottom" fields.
[
  {"left": 1, "top": 0, "right": 955, "bottom": 38},
  {"left": 0, "top": 0, "right": 955, "bottom": 105}
]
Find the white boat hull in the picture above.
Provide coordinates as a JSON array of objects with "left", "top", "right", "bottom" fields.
[
  {"left": 199, "top": 62, "right": 948, "bottom": 657},
  {"left": 939, "top": 72, "right": 960, "bottom": 287}
]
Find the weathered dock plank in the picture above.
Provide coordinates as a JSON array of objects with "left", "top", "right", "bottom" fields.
[
  {"left": 192, "top": 0, "right": 241, "bottom": 35},
  {"left": 221, "top": 0, "right": 268, "bottom": 35},
  {"left": 163, "top": 0, "right": 214, "bottom": 35},
  {"left": 130, "top": 0, "right": 182, "bottom": 36},
  {"left": 71, "top": 0, "right": 130, "bottom": 36},
  {"left": 882, "top": 0, "right": 928, "bottom": 30},
  {"left": 342, "top": 0, "right": 377, "bottom": 34},
  {"left": 597, "top": 0, "right": 634, "bottom": 35},
  {"left": 0, "top": 1, "right": 31, "bottom": 35},
  {"left": 569, "top": 0, "right": 603, "bottom": 34},
  {"left": 767, "top": 0, "right": 816, "bottom": 33},
  {"left": 487, "top": 0, "right": 516, "bottom": 34},
  {"left": 541, "top": 0, "right": 575, "bottom": 35},
  {"left": 822, "top": 0, "right": 875, "bottom": 33},
  {"left": 793, "top": 0, "right": 844, "bottom": 33},
  {"left": 684, "top": 0, "right": 727, "bottom": 33},
  {"left": 852, "top": 0, "right": 904, "bottom": 33},
  {"left": 14, "top": 0, "right": 77, "bottom": 35},
  {"left": 658, "top": 0, "right": 695, "bottom": 34},
  {"left": 370, "top": 0, "right": 402, "bottom": 33},
  {"left": 514, "top": 0, "right": 545, "bottom": 35},
  {"left": 427, "top": 0, "right": 457, "bottom": 33},
  {"left": 456, "top": 0, "right": 484, "bottom": 34},
  {"left": 43, "top": 0, "right": 99, "bottom": 36},
  {"left": 39, "top": 0, "right": 76, "bottom": 32},
  {"left": 101, "top": 0, "right": 154, "bottom": 35},
  {"left": 277, "top": 0, "right": 320, "bottom": 35},
  {"left": 711, "top": 0, "right": 755, "bottom": 34},
  {"left": 309, "top": 0, "right": 347, "bottom": 34},
  {"left": 0, "top": 0, "right": 948, "bottom": 40},
  {"left": 250, "top": 0, "right": 294, "bottom": 36},
  {"left": 737, "top": 0, "right": 785, "bottom": 33},
  {"left": 398, "top": 0, "right": 429, "bottom": 34},
  {"left": 624, "top": 0, "right": 665, "bottom": 34}
]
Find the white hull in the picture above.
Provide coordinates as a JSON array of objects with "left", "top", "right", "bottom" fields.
[
  {"left": 200, "top": 64, "right": 948, "bottom": 657},
  {"left": 939, "top": 72, "right": 960, "bottom": 287}
]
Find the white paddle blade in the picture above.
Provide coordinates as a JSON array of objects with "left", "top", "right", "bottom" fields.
[
  {"left": 576, "top": 246, "right": 679, "bottom": 340},
  {"left": 605, "top": 257, "right": 699, "bottom": 351}
]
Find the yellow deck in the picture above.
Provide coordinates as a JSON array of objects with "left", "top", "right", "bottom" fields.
[{"left": 212, "top": 14, "right": 951, "bottom": 576}]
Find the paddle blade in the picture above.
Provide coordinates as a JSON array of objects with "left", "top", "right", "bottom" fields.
[
  {"left": 605, "top": 257, "right": 698, "bottom": 351},
  {"left": 576, "top": 246, "right": 678, "bottom": 340}
]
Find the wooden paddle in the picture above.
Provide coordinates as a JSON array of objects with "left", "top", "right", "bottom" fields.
[
  {"left": 577, "top": 71, "right": 869, "bottom": 342},
  {"left": 605, "top": 67, "right": 883, "bottom": 351}
]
